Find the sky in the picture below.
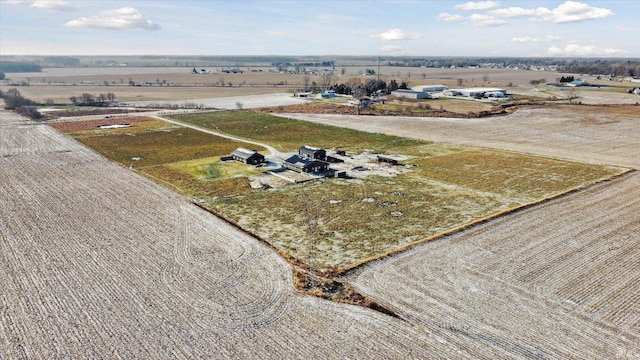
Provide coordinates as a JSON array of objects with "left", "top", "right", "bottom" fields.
[{"left": 1, "top": 0, "right": 638, "bottom": 57}]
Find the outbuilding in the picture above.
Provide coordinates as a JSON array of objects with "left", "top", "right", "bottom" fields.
[
  {"left": 411, "top": 85, "right": 448, "bottom": 93},
  {"left": 391, "top": 89, "right": 431, "bottom": 99},
  {"left": 231, "top": 148, "right": 265, "bottom": 165},
  {"left": 283, "top": 155, "right": 330, "bottom": 173},
  {"left": 299, "top": 145, "right": 326, "bottom": 160}
]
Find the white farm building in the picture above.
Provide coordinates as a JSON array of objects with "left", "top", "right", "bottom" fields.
[
  {"left": 391, "top": 89, "right": 431, "bottom": 99},
  {"left": 445, "top": 87, "right": 507, "bottom": 98},
  {"left": 411, "top": 85, "right": 448, "bottom": 93}
]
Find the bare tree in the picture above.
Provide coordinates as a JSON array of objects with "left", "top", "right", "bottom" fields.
[
  {"left": 457, "top": 78, "right": 464, "bottom": 86},
  {"left": 565, "top": 87, "right": 579, "bottom": 103},
  {"left": 303, "top": 74, "right": 311, "bottom": 91},
  {"left": 321, "top": 71, "right": 333, "bottom": 91}
]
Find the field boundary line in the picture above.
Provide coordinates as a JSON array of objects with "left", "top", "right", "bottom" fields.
[{"left": 339, "top": 168, "right": 636, "bottom": 277}]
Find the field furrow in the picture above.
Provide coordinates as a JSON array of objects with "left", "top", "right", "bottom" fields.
[
  {"left": 349, "top": 171, "right": 640, "bottom": 358},
  {"left": 2, "top": 109, "right": 471, "bottom": 358}
]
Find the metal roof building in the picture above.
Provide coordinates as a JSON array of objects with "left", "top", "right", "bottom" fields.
[
  {"left": 411, "top": 85, "right": 448, "bottom": 93},
  {"left": 283, "top": 155, "right": 329, "bottom": 173},
  {"left": 231, "top": 148, "right": 265, "bottom": 165}
]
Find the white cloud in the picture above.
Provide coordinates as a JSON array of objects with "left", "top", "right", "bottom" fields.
[
  {"left": 489, "top": 6, "right": 541, "bottom": 18},
  {"left": 454, "top": 1, "right": 499, "bottom": 11},
  {"left": 375, "top": 29, "right": 407, "bottom": 41},
  {"left": 65, "top": 7, "right": 160, "bottom": 31},
  {"left": 617, "top": 26, "right": 636, "bottom": 33},
  {"left": 546, "top": 44, "right": 627, "bottom": 56},
  {"left": 469, "top": 14, "right": 506, "bottom": 26},
  {"left": 3, "top": 0, "right": 25, "bottom": 4},
  {"left": 512, "top": 35, "right": 561, "bottom": 43},
  {"left": 546, "top": 1, "right": 614, "bottom": 23},
  {"left": 381, "top": 45, "right": 403, "bottom": 53},
  {"left": 31, "top": 0, "right": 74, "bottom": 11},
  {"left": 437, "top": 13, "right": 465, "bottom": 23},
  {"left": 490, "top": 1, "right": 614, "bottom": 23}
]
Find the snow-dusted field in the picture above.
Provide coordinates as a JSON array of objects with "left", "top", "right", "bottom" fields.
[
  {"left": 2, "top": 96, "right": 639, "bottom": 358},
  {"left": 0, "top": 108, "right": 461, "bottom": 358},
  {"left": 347, "top": 171, "right": 640, "bottom": 358},
  {"left": 124, "top": 93, "right": 308, "bottom": 110},
  {"left": 280, "top": 105, "right": 640, "bottom": 169}
]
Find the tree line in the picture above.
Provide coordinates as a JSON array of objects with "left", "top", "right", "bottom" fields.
[
  {"left": 559, "top": 60, "right": 640, "bottom": 77},
  {"left": 330, "top": 78, "right": 408, "bottom": 97},
  {"left": 69, "top": 92, "right": 117, "bottom": 106},
  {"left": 0, "top": 88, "right": 42, "bottom": 120},
  {"left": 0, "top": 62, "right": 42, "bottom": 73}
]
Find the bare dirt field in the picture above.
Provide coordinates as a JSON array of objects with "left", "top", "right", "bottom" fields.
[
  {"left": 7, "top": 66, "right": 636, "bottom": 104},
  {"left": 0, "top": 108, "right": 463, "bottom": 358},
  {"left": 280, "top": 104, "right": 640, "bottom": 169},
  {"left": 4, "top": 84, "right": 291, "bottom": 103},
  {"left": 347, "top": 171, "right": 640, "bottom": 358},
  {"left": 2, "top": 67, "right": 639, "bottom": 358}
]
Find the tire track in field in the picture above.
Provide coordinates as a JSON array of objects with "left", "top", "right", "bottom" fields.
[
  {"left": 348, "top": 172, "right": 640, "bottom": 358},
  {"left": 161, "top": 205, "right": 289, "bottom": 331}
]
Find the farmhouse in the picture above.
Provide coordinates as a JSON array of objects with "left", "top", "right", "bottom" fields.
[
  {"left": 391, "top": 89, "right": 431, "bottom": 99},
  {"left": 231, "top": 147, "right": 265, "bottom": 165},
  {"left": 299, "top": 145, "right": 326, "bottom": 160},
  {"left": 411, "top": 84, "right": 448, "bottom": 93},
  {"left": 283, "top": 155, "right": 330, "bottom": 173}
]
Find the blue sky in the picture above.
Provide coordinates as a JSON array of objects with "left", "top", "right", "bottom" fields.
[{"left": 1, "top": 0, "right": 638, "bottom": 57}]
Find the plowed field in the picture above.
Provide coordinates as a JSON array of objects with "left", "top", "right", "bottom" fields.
[
  {"left": 2, "top": 94, "right": 639, "bottom": 358},
  {"left": 348, "top": 171, "right": 640, "bottom": 358},
  {"left": 0, "top": 109, "right": 460, "bottom": 358}
]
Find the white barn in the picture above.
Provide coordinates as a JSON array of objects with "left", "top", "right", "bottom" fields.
[
  {"left": 411, "top": 85, "right": 448, "bottom": 93},
  {"left": 391, "top": 89, "right": 431, "bottom": 99}
]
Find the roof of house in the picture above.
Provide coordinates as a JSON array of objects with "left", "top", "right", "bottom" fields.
[
  {"left": 284, "top": 155, "right": 328, "bottom": 169},
  {"left": 232, "top": 147, "right": 262, "bottom": 159},
  {"left": 299, "top": 145, "right": 323, "bottom": 153}
]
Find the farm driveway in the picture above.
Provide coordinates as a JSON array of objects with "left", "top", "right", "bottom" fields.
[{"left": 152, "top": 115, "right": 281, "bottom": 158}]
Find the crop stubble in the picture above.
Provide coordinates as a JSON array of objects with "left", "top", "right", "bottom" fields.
[
  {"left": 347, "top": 172, "right": 640, "bottom": 358},
  {"left": 1, "top": 109, "right": 475, "bottom": 358}
]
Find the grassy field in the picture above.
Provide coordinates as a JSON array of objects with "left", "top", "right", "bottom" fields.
[
  {"left": 208, "top": 148, "right": 622, "bottom": 271},
  {"left": 57, "top": 111, "right": 624, "bottom": 272},
  {"left": 59, "top": 118, "right": 269, "bottom": 197},
  {"left": 169, "top": 111, "right": 427, "bottom": 153}
]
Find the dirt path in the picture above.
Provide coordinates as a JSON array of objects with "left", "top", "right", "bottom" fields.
[{"left": 152, "top": 114, "right": 281, "bottom": 158}]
